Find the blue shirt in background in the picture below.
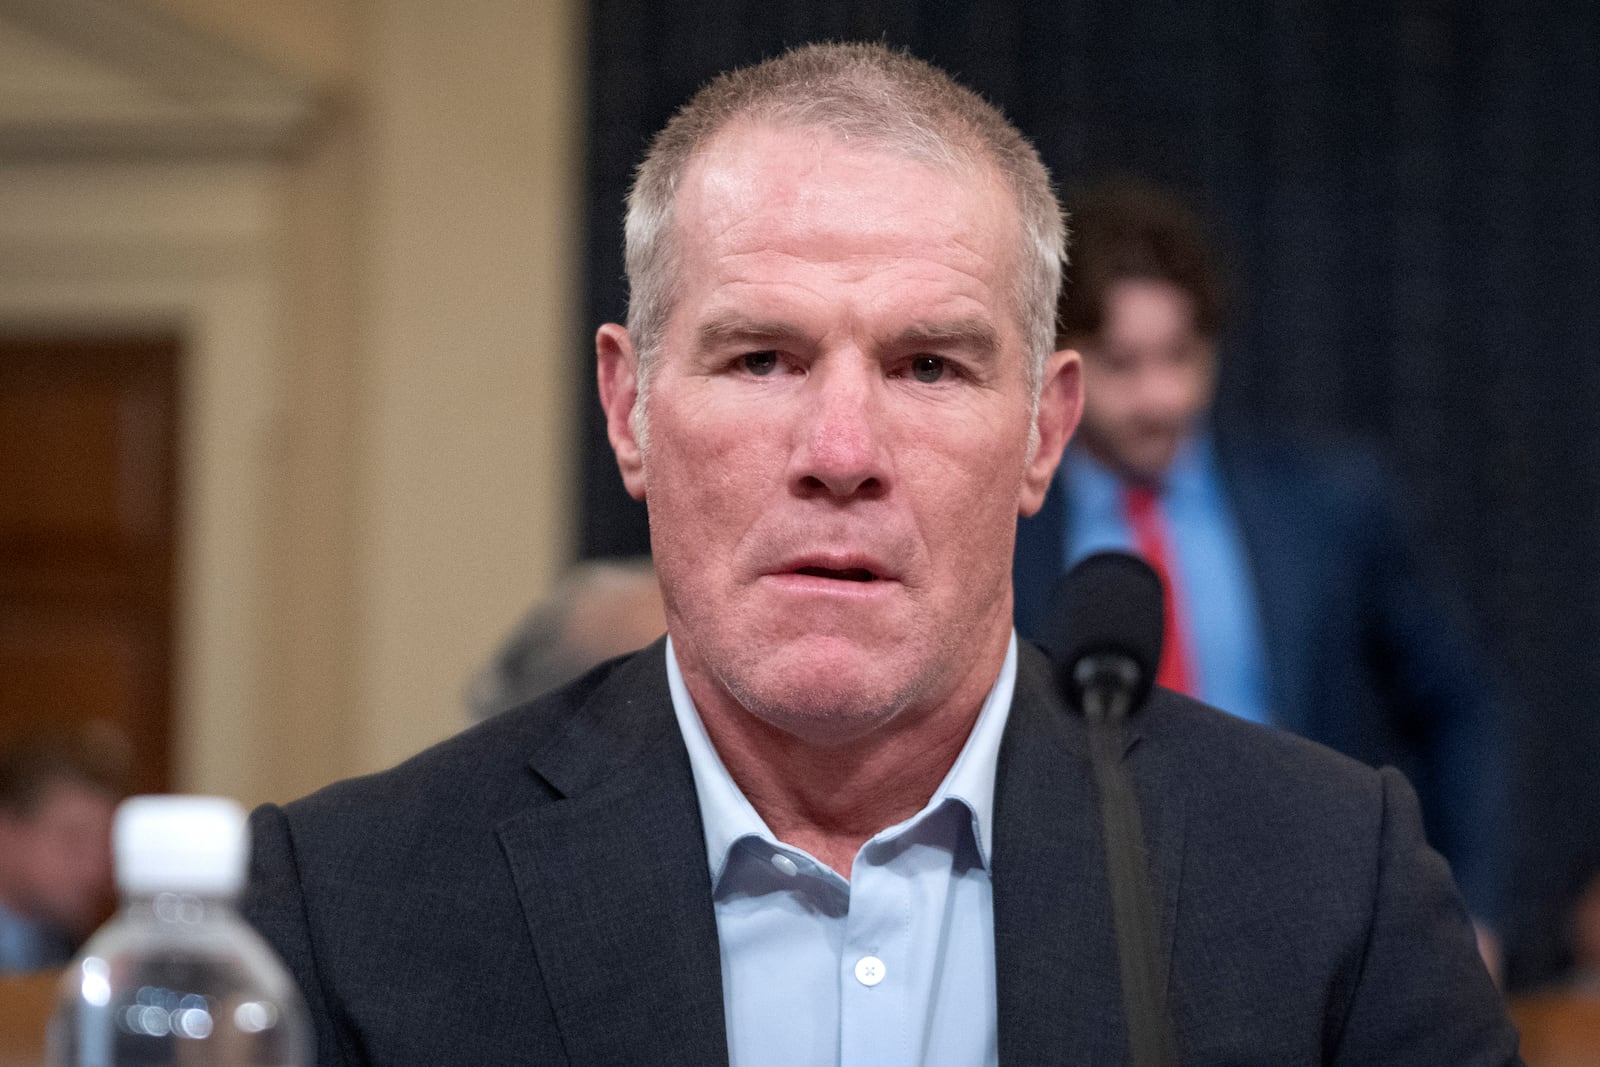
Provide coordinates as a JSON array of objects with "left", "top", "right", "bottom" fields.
[
  {"left": 667, "top": 634, "right": 1015, "bottom": 1067},
  {"left": 1063, "top": 434, "right": 1273, "bottom": 727}
]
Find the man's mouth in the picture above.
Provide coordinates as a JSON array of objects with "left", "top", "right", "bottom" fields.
[{"left": 794, "top": 566, "right": 878, "bottom": 583}]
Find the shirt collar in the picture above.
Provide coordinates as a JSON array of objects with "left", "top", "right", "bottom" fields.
[{"left": 666, "top": 632, "right": 1018, "bottom": 888}]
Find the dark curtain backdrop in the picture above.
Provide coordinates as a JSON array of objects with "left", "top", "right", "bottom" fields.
[{"left": 577, "top": 0, "right": 1600, "bottom": 987}]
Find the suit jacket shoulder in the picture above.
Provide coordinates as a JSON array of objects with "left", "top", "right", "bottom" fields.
[
  {"left": 994, "top": 641, "right": 1519, "bottom": 1064},
  {"left": 242, "top": 640, "right": 729, "bottom": 1066}
]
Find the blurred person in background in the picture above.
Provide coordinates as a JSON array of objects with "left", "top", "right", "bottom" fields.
[
  {"left": 0, "top": 730, "right": 123, "bottom": 972},
  {"left": 1013, "top": 180, "right": 1511, "bottom": 966},
  {"left": 465, "top": 557, "right": 665, "bottom": 721}
]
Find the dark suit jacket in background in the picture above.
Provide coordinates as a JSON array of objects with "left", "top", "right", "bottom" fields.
[
  {"left": 1013, "top": 430, "right": 1509, "bottom": 925},
  {"left": 243, "top": 639, "right": 1517, "bottom": 1064}
]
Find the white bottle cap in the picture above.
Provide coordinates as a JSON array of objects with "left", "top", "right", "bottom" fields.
[{"left": 115, "top": 795, "right": 250, "bottom": 897}]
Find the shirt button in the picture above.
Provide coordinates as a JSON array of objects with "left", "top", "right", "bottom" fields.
[
  {"left": 770, "top": 853, "right": 799, "bottom": 877},
  {"left": 854, "top": 955, "right": 886, "bottom": 987}
]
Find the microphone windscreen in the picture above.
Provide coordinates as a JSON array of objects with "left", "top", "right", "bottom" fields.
[{"left": 1043, "top": 550, "right": 1165, "bottom": 711}]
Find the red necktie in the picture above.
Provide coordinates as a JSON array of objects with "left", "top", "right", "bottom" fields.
[{"left": 1122, "top": 484, "right": 1197, "bottom": 696}]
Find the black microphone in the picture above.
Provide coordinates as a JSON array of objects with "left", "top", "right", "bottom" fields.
[
  {"left": 1047, "top": 550, "right": 1177, "bottom": 1067},
  {"left": 1047, "top": 550, "right": 1165, "bottom": 726}
]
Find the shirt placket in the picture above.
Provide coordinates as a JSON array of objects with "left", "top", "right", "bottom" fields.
[{"left": 839, "top": 840, "right": 912, "bottom": 1067}]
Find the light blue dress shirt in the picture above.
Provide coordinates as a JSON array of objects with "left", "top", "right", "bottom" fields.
[
  {"left": 667, "top": 634, "right": 1015, "bottom": 1067},
  {"left": 1064, "top": 435, "right": 1273, "bottom": 726}
]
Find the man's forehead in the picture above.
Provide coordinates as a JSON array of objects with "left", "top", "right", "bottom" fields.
[
  {"left": 656, "top": 120, "right": 1031, "bottom": 358},
  {"left": 680, "top": 120, "right": 1003, "bottom": 214},
  {"left": 670, "top": 124, "right": 1016, "bottom": 278}
]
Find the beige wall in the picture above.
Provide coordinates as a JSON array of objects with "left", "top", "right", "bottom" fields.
[
  {"left": 0, "top": 0, "right": 587, "bottom": 805},
  {"left": 351, "top": 0, "right": 586, "bottom": 776}
]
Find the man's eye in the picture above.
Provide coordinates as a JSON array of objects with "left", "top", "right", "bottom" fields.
[
  {"left": 742, "top": 351, "right": 779, "bottom": 376},
  {"left": 910, "top": 356, "right": 947, "bottom": 383}
]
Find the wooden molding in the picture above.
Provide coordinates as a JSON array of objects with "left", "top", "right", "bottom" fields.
[{"left": 0, "top": 0, "right": 319, "bottom": 158}]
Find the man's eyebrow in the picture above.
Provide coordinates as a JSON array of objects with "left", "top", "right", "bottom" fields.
[
  {"left": 696, "top": 315, "right": 805, "bottom": 350},
  {"left": 893, "top": 319, "right": 1001, "bottom": 357},
  {"left": 694, "top": 315, "right": 1002, "bottom": 357}
]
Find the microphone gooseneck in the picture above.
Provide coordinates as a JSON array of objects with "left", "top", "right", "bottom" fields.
[{"left": 1047, "top": 550, "right": 1178, "bottom": 1067}]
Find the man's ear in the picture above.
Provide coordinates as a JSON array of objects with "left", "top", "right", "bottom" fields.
[
  {"left": 1019, "top": 348, "right": 1083, "bottom": 517},
  {"left": 596, "top": 323, "right": 647, "bottom": 501}
]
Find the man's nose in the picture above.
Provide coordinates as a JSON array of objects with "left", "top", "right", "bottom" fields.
[{"left": 788, "top": 360, "right": 888, "bottom": 500}]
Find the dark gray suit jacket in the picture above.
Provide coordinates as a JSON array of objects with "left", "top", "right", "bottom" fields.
[{"left": 243, "top": 639, "right": 1520, "bottom": 1065}]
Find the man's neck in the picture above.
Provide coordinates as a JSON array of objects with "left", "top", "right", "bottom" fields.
[{"left": 681, "top": 655, "right": 1004, "bottom": 878}]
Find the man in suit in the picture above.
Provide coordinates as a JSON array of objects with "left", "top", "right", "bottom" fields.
[
  {"left": 1011, "top": 182, "right": 1508, "bottom": 958},
  {"left": 243, "top": 44, "right": 1519, "bottom": 1063}
]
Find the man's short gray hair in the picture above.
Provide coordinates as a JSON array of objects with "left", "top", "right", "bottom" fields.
[{"left": 623, "top": 42, "right": 1065, "bottom": 411}]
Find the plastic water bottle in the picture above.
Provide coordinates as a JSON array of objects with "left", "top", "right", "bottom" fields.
[{"left": 48, "top": 795, "right": 310, "bottom": 1066}]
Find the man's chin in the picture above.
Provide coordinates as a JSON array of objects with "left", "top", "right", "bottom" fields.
[
  {"left": 725, "top": 657, "right": 924, "bottom": 748},
  {"left": 743, "top": 699, "right": 907, "bottom": 749}
]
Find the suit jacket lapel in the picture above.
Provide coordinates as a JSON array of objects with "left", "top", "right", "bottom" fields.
[
  {"left": 497, "top": 642, "right": 729, "bottom": 1066},
  {"left": 994, "top": 643, "right": 1187, "bottom": 1061},
  {"left": 1214, "top": 435, "right": 1312, "bottom": 734}
]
